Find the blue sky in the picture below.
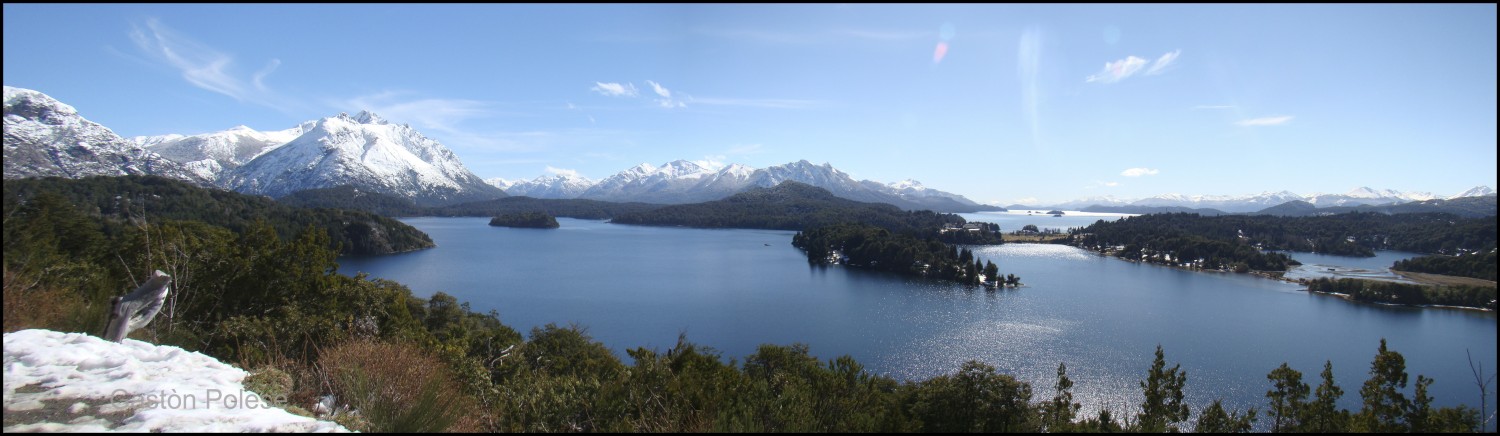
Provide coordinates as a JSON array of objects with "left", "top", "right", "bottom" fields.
[{"left": 5, "top": 4, "right": 1496, "bottom": 205}]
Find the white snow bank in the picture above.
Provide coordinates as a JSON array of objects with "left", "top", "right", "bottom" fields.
[{"left": 3, "top": 329, "right": 348, "bottom": 432}]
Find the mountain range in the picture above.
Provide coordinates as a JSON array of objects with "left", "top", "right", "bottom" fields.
[
  {"left": 488, "top": 160, "right": 996, "bottom": 212},
  {"left": 5, "top": 86, "right": 504, "bottom": 207},
  {"left": 5, "top": 85, "right": 1491, "bottom": 214},
  {"left": 1025, "top": 186, "right": 1494, "bottom": 214},
  {"left": 3, "top": 86, "right": 206, "bottom": 184}
]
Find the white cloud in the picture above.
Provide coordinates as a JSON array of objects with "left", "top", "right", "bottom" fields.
[
  {"left": 1087, "top": 50, "right": 1179, "bottom": 83},
  {"left": 1086, "top": 56, "right": 1147, "bottom": 83},
  {"left": 646, "top": 80, "right": 671, "bottom": 98},
  {"left": 1012, "top": 197, "right": 1040, "bottom": 205},
  {"left": 1121, "top": 168, "right": 1160, "bottom": 177},
  {"left": 129, "top": 18, "right": 285, "bottom": 110},
  {"left": 545, "top": 165, "right": 582, "bottom": 178},
  {"left": 645, "top": 80, "right": 686, "bottom": 108},
  {"left": 590, "top": 82, "right": 638, "bottom": 97},
  {"left": 1145, "top": 50, "right": 1181, "bottom": 75},
  {"left": 1236, "top": 115, "right": 1294, "bottom": 126},
  {"left": 1104, "top": 181, "right": 1120, "bottom": 187}
]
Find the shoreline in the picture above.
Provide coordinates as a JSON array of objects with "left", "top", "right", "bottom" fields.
[{"left": 1069, "top": 244, "right": 1496, "bottom": 313}]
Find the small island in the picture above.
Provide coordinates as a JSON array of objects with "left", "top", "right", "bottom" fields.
[
  {"left": 489, "top": 211, "right": 560, "bottom": 228},
  {"left": 1047, "top": 210, "right": 1065, "bottom": 216}
]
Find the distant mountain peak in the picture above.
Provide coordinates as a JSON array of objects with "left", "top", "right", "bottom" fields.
[
  {"left": 352, "top": 110, "right": 387, "bottom": 125},
  {"left": 889, "top": 179, "right": 926, "bottom": 190},
  {"left": 1452, "top": 185, "right": 1495, "bottom": 199},
  {"left": 4, "top": 85, "right": 206, "bottom": 184}
]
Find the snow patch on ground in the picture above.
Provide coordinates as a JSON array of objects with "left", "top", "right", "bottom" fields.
[{"left": 3, "top": 329, "right": 347, "bottom": 432}]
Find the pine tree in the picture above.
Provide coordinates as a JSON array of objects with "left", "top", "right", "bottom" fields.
[
  {"left": 1194, "top": 399, "right": 1257, "bottom": 433},
  {"left": 1303, "top": 360, "right": 1348, "bottom": 433},
  {"left": 1043, "top": 362, "right": 1081, "bottom": 432},
  {"left": 1356, "top": 338, "right": 1411, "bottom": 432},
  {"left": 1137, "top": 344, "right": 1190, "bottom": 432},
  {"left": 1266, "top": 362, "right": 1309, "bottom": 432}
]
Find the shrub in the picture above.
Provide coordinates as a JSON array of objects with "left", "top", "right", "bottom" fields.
[{"left": 317, "top": 339, "right": 480, "bottom": 432}]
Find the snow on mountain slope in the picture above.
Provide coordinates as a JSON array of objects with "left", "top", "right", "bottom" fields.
[
  {"left": 1451, "top": 185, "right": 1495, "bottom": 199},
  {"left": 562, "top": 159, "right": 986, "bottom": 210},
  {"left": 3, "top": 329, "right": 346, "bottom": 432},
  {"left": 3, "top": 86, "right": 207, "bottom": 184},
  {"left": 136, "top": 123, "right": 311, "bottom": 182},
  {"left": 224, "top": 111, "right": 504, "bottom": 206},
  {"left": 504, "top": 174, "right": 597, "bottom": 198},
  {"left": 1047, "top": 186, "right": 1488, "bottom": 212},
  {"left": 485, "top": 177, "right": 519, "bottom": 190}
]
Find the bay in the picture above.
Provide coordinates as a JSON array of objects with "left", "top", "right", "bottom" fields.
[{"left": 339, "top": 216, "right": 1496, "bottom": 426}]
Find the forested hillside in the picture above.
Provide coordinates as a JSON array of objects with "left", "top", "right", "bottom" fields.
[
  {"left": 610, "top": 181, "right": 963, "bottom": 233},
  {"left": 4, "top": 176, "right": 432, "bottom": 255},
  {"left": 1072, "top": 212, "right": 1495, "bottom": 271}
]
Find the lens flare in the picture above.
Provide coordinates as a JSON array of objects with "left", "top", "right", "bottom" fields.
[{"left": 933, "top": 42, "right": 949, "bottom": 64}]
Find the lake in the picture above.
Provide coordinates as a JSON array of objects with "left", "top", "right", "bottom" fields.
[
  {"left": 959, "top": 209, "right": 1136, "bottom": 232},
  {"left": 339, "top": 217, "right": 1496, "bottom": 427}
]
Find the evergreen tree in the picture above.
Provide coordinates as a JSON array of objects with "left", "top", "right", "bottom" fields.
[
  {"left": 1303, "top": 360, "right": 1348, "bottom": 433},
  {"left": 1194, "top": 399, "right": 1256, "bottom": 433},
  {"left": 1265, "top": 362, "right": 1309, "bottom": 432},
  {"left": 1355, "top": 338, "right": 1411, "bottom": 432},
  {"left": 1042, "top": 362, "right": 1081, "bottom": 432},
  {"left": 1137, "top": 344, "right": 1190, "bottom": 432}
]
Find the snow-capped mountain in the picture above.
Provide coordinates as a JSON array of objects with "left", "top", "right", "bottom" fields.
[
  {"left": 3, "top": 86, "right": 206, "bottom": 184},
  {"left": 501, "top": 173, "right": 597, "bottom": 199},
  {"left": 485, "top": 177, "right": 519, "bottom": 190},
  {"left": 1045, "top": 186, "right": 1494, "bottom": 212},
  {"left": 1050, "top": 196, "right": 1130, "bottom": 210},
  {"left": 1450, "top": 185, "right": 1494, "bottom": 199},
  {"left": 577, "top": 160, "right": 723, "bottom": 203},
  {"left": 1128, "top": 190, "right": 1305, "bottom": 213},
  {"left": 1305, "top": 187, "right": 1434, "bottom": 208},
  {"left": 223, "top": 111, "right": 505, "bottom": 206},
  {"left": 523, "top": 159, "right": 990, "bottom": 211},
  {"left": 131, "top": 123, "right": 311, "bottom": 183}
]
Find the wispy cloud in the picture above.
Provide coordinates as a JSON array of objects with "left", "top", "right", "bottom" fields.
[
  {"left": 645, "top": 80, "right": 686, "bottom": 108},
  {"left": 1087, "top": 50, "right": 1179, "bottom": 83},
  {"left": 1018, "top": 27, "right": 1042, "bottom": 148},
  {"left": 1193, "top": 105, "right": 1236, "bottom": 110},
  {"left": 339, "top": 91, "right": 490, "bottom": 134},
  {"left": 1145, "top": 50, "right": 1180, "bottom": 75},
  {"left": 129, "top": 18, "right": 285, "bottom": 110},
  {"left": 545, "top": 165, "right": 583, "bottom": 178},
  {"left": 1121, "top": 167, "right": 1160, "bottom": 177},
  {"left": 689, "top": 97, "right": 826, "bottom": 109},
  {"left": 1235, "top": 115, "right": 1294, "bottom": 126},
  {"left": 591, "top": 82, "right": 638, "bottom": 97},
  {"left": 1086, "top": 56, "right": 1147, "bottom": 83}
]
